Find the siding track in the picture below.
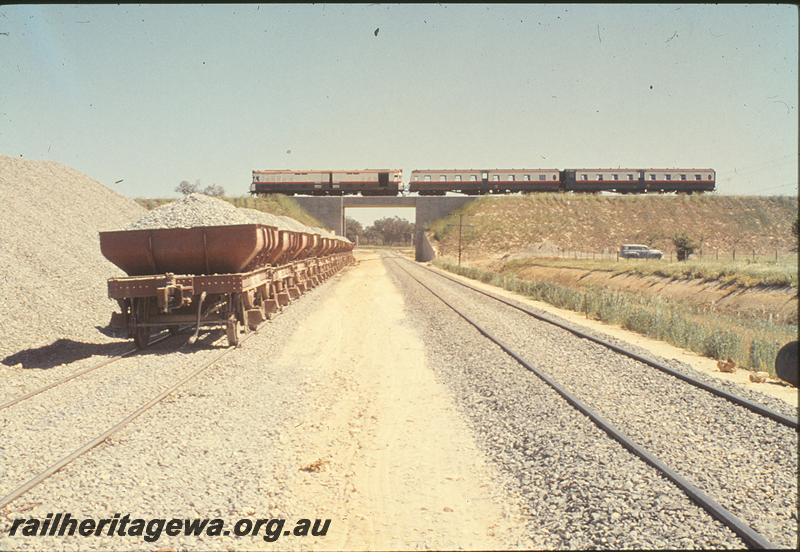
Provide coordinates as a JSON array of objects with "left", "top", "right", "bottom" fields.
[
  {"left": 0, "top": 333, "right": 175, "bottom": 413},
  {"left": 0, "top": 330, "right": 256, "bottom": 511}
]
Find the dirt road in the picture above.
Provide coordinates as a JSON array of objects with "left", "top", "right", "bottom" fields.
[{"left": 272, "top": 250, "right": 532, "bottom": 549}]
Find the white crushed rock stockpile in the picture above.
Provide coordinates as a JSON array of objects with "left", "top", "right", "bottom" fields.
[
  {"left": 129, "top": 194, "right": 350, "bottom": 243},
  {"left": 239, "top": 207, "right": 293, "bottom": 230},
  {"left": 125, "top": 193, "right": 253, "bottom": 229},
  {"left": 0, "top": 155, "right": 145, "bottom": 360}
]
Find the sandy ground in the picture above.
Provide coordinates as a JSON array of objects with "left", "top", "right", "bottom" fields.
[
  {"left": 422, "top": 261, "right": 798, "bottom": 408},
  {"left": 273, "top": 250, "right": 532, "bottom": 550}
]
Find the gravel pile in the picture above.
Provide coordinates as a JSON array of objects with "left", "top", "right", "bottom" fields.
[
  {"left": 125, "top": 193, "right": 253, "bottom": 229},
  {"left": 400, "top": 260, "right": 798, "bottom": 548},
  {"left": 385, "top": 258, "right": 744, "bottom": 549},
  {"left": 130, "top": 197, "right": 351, "bottom": 243},
  {"left": 0, "top": 155, "right": 145, "bottom": 360},
  {"left": 239, "top": 207, "right": 293, "bottom": 230}
]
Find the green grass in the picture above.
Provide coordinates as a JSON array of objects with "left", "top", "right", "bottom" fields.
[
  {"left": 500, "top": 257, "right": 798, "bottom": 288},
  {"left": 134, "top": 195, "right": 323, "bottom": 228},
  {"left": 434, "top": 259, "right": 796, "bottom": 374}
]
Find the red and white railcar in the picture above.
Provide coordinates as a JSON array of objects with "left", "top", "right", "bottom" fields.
[
  {"left": 568, "top": 169, "right": 646, "bottom": 193},
  {"left": 251, "top": 169, "right": 402, "bottom": 196},
  {"left": 410, "top": 169, "right": 560, "bottom": 195},
  {"left": 642, "top": 168, "right": 716, "bottom": 193}
]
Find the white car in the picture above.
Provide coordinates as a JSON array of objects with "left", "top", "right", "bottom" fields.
[{"left": 619, "top": 244, "right": 663, "bottom": 259}]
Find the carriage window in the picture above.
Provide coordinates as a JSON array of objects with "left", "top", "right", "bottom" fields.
[
  {"left": 454, "top": 175, "right": 462, "bottom": 182},
  {"left": 695, "top": 174, "right": 702, "bottom": 180},
  {"left": 553, "top": 175, "right": 557, "bottom": 180},
  {"left": 538, "top": 174, "right": 546, "bottom": 181},
  {"left": 524, "top": 175, "right": 531, "bottom": 181},
  {"left": 440, "top": 175, "right": 446, "bottom": 182},
  {"left": 708, "top": 175, "right": 713, "bottom": 180},
  {"left": 470, "top": 175, "right": 477, "bottom": 181},
  {"left": 492, "top": 175, "right": 500, "bottom": 181},
  {"left": 424, "top": 175, "right": 431, "bottom": 182},
  {"left": 612, "top": 174, "right": 619, "bottom": 180},
  {"left": 665, "top": 174, "right": 672, "bottom": 181},
  {"left": 481, "top": 172, "right": 488, "bottom": 180},
  {"left": 581, "top": 174, "right": 588, "bottom": 180},
  {"left": 508, "top": 175, "right": 515, "bottom": 181},
  {"left": 597, "top": 174, "right": 604, "bottom": 181},
  {"left": 650, "top": 174, "right": 656, "bottom": 180},
  {"left": 413, "top": 175, "right": 419, "bottom": 181},
  {"left": 680, "top": 174, "right": 687, "bottom": 180},
  {"left": 627, "top": 174, "right": 634, "bottom": 180}
]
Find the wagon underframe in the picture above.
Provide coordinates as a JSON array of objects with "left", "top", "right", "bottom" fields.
[{"left": 107, "top": 253, "right": 352, "bottom": 348}]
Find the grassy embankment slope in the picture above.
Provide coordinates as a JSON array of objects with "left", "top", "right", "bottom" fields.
[
  {"left": 429, "top": 194, "right": 798, "bottom": 374},
  {"left": 135, "top": 195, "right": 323, "bottom": 228}
]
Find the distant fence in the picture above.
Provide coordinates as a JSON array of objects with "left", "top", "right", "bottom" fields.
[{"left": 501, "top": 247, "right": 798, "bottom": 264}]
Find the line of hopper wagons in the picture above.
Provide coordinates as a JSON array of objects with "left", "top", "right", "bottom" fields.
[
  {"left": 100, "top": 222, "right": 354, "bottom": 348},
  {"left": 250, "top": 168, "right": 717, "bottom": 196}
]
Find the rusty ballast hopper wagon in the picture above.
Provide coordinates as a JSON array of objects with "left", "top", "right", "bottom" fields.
[{"left": 100, "top": 224, "right": 354, "bottom": 348}]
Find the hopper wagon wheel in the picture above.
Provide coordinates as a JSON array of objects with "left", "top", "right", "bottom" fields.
[{"left": 132, "top": 298, "right": 152, "bottom": 349}]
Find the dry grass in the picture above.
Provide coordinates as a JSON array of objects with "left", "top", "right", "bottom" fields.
[
  {"left": 500, "top": 257, "right": 798, "bottom": 288},
  {"left": 430, "top": 194, "right": 798, "bottom": 261},
  {"left": 435, "top": 259, "right": 796, "bottom": 375}
]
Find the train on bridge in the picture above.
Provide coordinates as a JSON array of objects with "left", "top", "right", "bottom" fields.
[{"left": 250, "top": 168, "right": 716, "bottom": 196}]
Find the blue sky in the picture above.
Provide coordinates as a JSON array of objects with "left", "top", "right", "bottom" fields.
[{"left": 1, "top": 4, "right": 796, "bottom": 226}]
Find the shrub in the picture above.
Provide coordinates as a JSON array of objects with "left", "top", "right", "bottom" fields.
[
  {"left": 672, "top": 234, "right": 697, "bottom": 261},
  {"left": 749, "top": 339, "right": 780, "bottom": 373},
  {"left": 702, "top": 330, "right": 742, "bottom": 360}
]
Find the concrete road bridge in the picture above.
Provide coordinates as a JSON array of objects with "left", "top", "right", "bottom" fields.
[{"left": 293, "top": 196, "right": 475, "bottom": 261}]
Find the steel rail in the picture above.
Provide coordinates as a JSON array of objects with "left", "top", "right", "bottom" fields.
[
  {"left": 0, "top": 332, "right": 176, "bottom": 413},
  {"left": 0, "top": 331, "right": 256, "bottom": 511},
  {"left": 392, "top": 259, "right": 777, "bottom": 550},
  {"left": 401, "top": 257, "right": 798, "bottom": 430}
]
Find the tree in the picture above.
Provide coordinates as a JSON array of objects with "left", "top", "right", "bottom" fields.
[
  {"left": 672, "top": 234, "right": 697, "bottom": 262},
  {"left": 202, "top": 184, "right": 226, "bottom": 197},
  {"left": 366, "top": 216, "right": 415, "bottom": 245},
  {"left": 793, "top": 216, "right": 799, "bottom": 252},
  {"left": 345, "top": 217, "right": 364, "bottom": 243},
  {"left": 175, "top": 180, "right": 198, "bottom": 195},
  {"left": 363, "top": 227, "right": 382, "bottom": 245}
]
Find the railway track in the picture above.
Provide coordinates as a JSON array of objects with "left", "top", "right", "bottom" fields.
[
  {"left": 0, "top": 333, "right": 177, "bottom": 413},
  {"left": 0, "top": 329, "right": 256, "bottom": 511},
  {"left": 396, "top": 255, "right": 797, "bottom": 429},
  {"left": 389, "top": 255, "right": 796, "bottom": 549}
]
